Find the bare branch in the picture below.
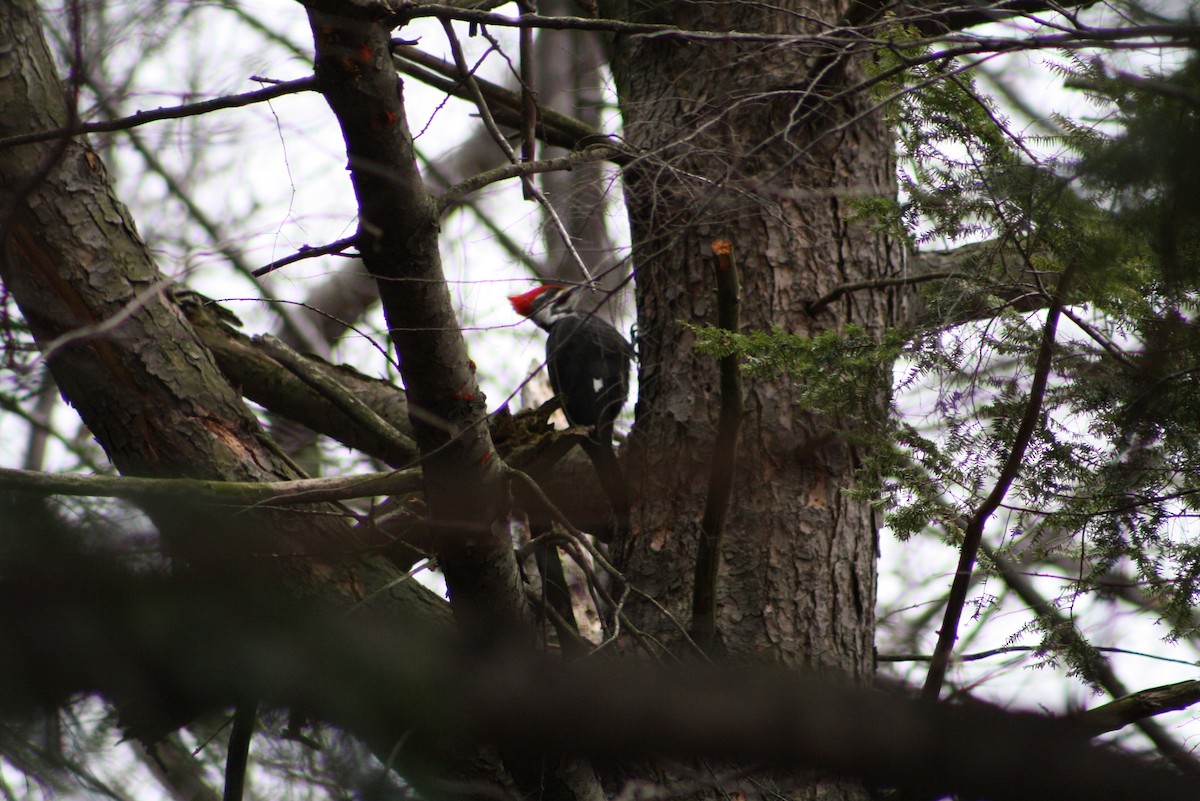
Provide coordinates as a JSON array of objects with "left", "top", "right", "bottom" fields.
[
  {"left": 0, "top": 78, "right": 317, "bottom": 150},
  {"left": 438, "top": 19, "right": 596, "bottom": 284},
  {"left": 178, "top": 293, "right": 418, "bottom": 468},
  {"left": 0, "top": 464, "right": 421, "bottom": 506},
  {"left": 257, "top": 335, "right": 420, "bottom": 464},
  {"left": 1074, "top": 680, "right": 1200, "bottom": 737},
  {"left": 392, "top": 45, "right": 620, "bottom": 158},
  {"left": 808, "top": 270, "right": 971, "bottom": 313},
  {"left": 252, "top": 236, "right": 358, "bottom": 278},
  {"left": 437, "top": 145, "right": 623, "bottom": 211}
]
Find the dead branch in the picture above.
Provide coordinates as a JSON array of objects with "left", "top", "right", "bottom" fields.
[{"left": 0, "top": 78, "right": 317, "bottom": 150}]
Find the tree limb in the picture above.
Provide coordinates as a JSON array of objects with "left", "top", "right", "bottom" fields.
[
  {"left": 1073, "top": 680, "right": 1200, "bottom": 737},
  {"left": 179, "top": 294, "right": 420, "bottom": 467},
  {"left": 437, "top": 146, "right": 623, "bottom": 212},
  {"left": 252, "top": 236, "right": 359, "bottom": 278},
  {"left": 0, "top": 464, "right": 421, "bottom": 506},
  {"left": 2, "top": 566, "right": 1199, "bottom": 801},
  {"left": 306, "top": 3, "right": 538, "bottom": 705},
  {"left": 391, "top": 45, "right": 614, "bottom": 158},
  {"left": 691, "top": 240, "right": 742, "bottom": 653},
  {"left": 922, "top": 265, "right": 1072, "bottom": 701},
  {"left": 0, "top": 77, "right": 317, "bottom": 150}
]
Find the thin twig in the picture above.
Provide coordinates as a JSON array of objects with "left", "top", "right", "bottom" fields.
[
  {"left": 0, "top": 78, "right": 317, "bottom": 150},
  {"left": 809, "top": 272, "right": 973, "bottom": 313},
  {"left": 438, "top": 20, "right": 595, "bottom": 284},
  {"left": 437, "top": 147, "right": 621, "bottom": 212},
  {"left": 252, "top": 236, "right": 358, "bottom": 278}
]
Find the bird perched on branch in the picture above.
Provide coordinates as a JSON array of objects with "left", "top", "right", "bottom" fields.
[{"left": 508, "top": 284, "right": 633, "bottom": 540}]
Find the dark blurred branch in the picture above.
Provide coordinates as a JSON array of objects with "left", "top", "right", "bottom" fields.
[{"left": 1, "top": 565, "right": 1198, "bottom": 801}]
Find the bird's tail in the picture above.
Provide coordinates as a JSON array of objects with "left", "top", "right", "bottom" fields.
[{"left": 580, "top": 436, "right": 630, "bottom": 543}]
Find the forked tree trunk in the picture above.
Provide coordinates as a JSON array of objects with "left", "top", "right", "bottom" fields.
[{"left": 608, "top": 0, "right": 909, "bottom": 737}]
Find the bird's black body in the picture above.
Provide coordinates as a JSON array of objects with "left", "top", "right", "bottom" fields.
[
  {"left": 509, "top": 284, "right": 633, "bottom": 539},
  {"left": 545, "top": 312, "right": 632, "bottom": 448}
]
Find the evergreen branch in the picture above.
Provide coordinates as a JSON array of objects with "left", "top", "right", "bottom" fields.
[
  {"left": 987, "top": 546, "right": 1200, "bottom": 772},
  {"left": 922, "top": 266, "right": 1072, "bottom": 702},
  {"left": 0, "top": 78, "right": 317, "bottom": 150},
  {"left": 1066, "top": 69, "right": 1200, "bottom": 108},
  {"left": 881, "top": 645, "right": 1200, "bottom": 669}
]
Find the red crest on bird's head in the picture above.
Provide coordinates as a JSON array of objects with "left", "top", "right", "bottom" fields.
[{"left": 508, "top": 284, "right": 564, "bottom": 317}]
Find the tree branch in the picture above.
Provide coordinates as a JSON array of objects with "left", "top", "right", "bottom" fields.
[
  {"left": 391, "top": 45, "right": 615, "bottom": 158},
  {"left": 437, "top": 145, "right": 622, "bottom": 211},
  {"left": 922, "top": 266, "right": 1072, "bottom": 701},
  {"left": 257, "top": 334, "right": 420, "bottom": 463},
  {"left": 307, "top": 0, "right": 535, "bottom": 662},
  {"left": 691, "top": 240, "right": 743, "bottom": 653},
  {"left": 178, "top": 294, "right": 420, "bottom": 468},
  {"left": 0, "top": 464, "right": 421, "bottom": 506},
  {"left": 252, "top": 236, "right": 358, "bottom": 278},
  {"left": 987, "top": 546, "right": 1200, "bottom": 772},
  {"left": 0, "top": 77, "right": 317, "bottom": 150},
  {"left": 3, "top": 566, "right": 1199, "bottom": 801},
  {"left": 1074, "top": 680, "right": 1200, "bottom": 737}
]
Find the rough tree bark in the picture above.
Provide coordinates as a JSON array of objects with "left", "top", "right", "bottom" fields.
[
  {"left": 605, "top": 3, "right": 909, "bottom": 794},
  {"left": 0, "top": 2, "right": 469, "bottom": 788}
]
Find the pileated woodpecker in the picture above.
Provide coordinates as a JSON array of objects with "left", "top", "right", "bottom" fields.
[{"left": 508, "top": 284, "right": 633, "bottom": 539}]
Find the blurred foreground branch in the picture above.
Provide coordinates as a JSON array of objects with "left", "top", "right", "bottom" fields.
[{"left": 0, "top": 546, "right": 1196, "bottom": 801}]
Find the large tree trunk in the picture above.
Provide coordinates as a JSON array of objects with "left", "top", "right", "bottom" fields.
[
  {"left": 608, "top": 0, "right": 908, "bottom": 705},
  {"left": 0, "top": 0, "right": 462, "bottom": 767}
]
